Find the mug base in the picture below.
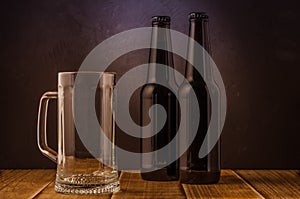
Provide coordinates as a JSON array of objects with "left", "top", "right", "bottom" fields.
[{"left": 55, "top": 181, "right": 120, "bottom": 194}]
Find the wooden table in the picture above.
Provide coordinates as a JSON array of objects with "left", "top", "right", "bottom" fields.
[{"left": 0, "top": 170, "right": 299, "bottom": 198}]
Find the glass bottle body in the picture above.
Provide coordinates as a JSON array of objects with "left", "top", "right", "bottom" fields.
[
  {"left": 140, "top": 16, "right": 179, "bottom": 181},
  {"left": 179, "top": 12, "right": 220, "bottom": 184}
]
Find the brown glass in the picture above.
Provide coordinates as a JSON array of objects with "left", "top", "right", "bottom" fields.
[
  {"left": 179, "top": 12, "right": 220, "bottom": 184},
  {"left": 140, "top": 16, "right": 179, "bottom": 181}
]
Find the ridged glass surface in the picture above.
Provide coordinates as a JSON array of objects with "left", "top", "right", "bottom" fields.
[{"left": 55, "top": 173, "right": 120, "bottom": 194}]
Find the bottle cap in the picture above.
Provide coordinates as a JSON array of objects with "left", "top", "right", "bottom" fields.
[
  {"left": 152, "top": 16, "right": 171, "bottom": 24},
  {"left": 189, "top": 12, "right": 208, "bottom": 21}
]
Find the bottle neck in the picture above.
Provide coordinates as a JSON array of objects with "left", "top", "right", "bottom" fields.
[
  {"left": 147, "top": 24, "right": 176, "bottom": 85},
  {"left": 185, "top": 18, "right": 210, "bottom": 83}
]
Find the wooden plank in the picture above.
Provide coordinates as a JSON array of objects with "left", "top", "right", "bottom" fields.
[
  {"left": 236, "top": 170, "right": 300, "bottom": 198},
  {"left": 0, "top": 169, "right": 55, "bottom": 199},
  {"left": 3, "top": 169, "right": 299, "bottom": 198},
  {"left": 0, "top": 170, "right": 31, "bottom": 190},
  {"left": 111, "top": 171, "right": 186, "bottom": 199},
  {"left": 34, "top": 181, "right": 112, "bottom": 199},
  {"left": 182, "top": 170, "right": 264, "bottom": 199}
]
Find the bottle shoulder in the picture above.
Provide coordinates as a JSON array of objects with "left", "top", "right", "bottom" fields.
[
  {"left": 179, "top": 81, "right": 208, "bottom": 97},
  {"left": 141, "top": 83, "right": 174, "bottom": 97}
]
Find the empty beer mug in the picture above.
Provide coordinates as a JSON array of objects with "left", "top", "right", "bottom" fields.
[{"left": 37, "top": 72, "right": 119, "bottom": 194}]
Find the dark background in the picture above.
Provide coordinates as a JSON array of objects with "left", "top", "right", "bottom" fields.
[{"left": 1, "top": 0, "right": 300, "bottom": 169}]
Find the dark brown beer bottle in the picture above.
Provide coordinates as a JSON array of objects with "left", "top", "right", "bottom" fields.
[
  {"left": 140, "top": 16, "right": 179, "bottom": 181},
  {"left": 179, "top": 12, "right": 220, "bottom": 184}
]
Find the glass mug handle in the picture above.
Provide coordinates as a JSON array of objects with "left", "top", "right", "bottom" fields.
[{"left": 37, "top": 91, "right": 58, "bottom": 162}]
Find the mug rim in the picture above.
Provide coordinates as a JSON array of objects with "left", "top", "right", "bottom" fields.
[{"left": 58, "top": 71, "right": 116, "bottom": 76}]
